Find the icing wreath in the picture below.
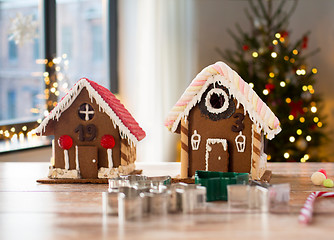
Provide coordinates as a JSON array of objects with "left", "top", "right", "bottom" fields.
[{"left": 199, "top": 84, "right": 236, "bottom": 121}]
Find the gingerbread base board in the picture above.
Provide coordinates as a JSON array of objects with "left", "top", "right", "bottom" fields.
[
  {"left": 171, "top": 178, "right": 195, "bottom": 184},
  {"left": 37, "top": 169, "right": 143, "bottom": 184},
  {"left": 37, "top": 178, "right": 108, "bottom": 184}
]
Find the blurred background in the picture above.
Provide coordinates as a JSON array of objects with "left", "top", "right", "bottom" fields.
[{"left": 0, "top": 0, "right": 333, "bottom": 163}]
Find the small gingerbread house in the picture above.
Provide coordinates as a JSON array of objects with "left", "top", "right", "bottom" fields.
[
  {"left": 165, "top": 61, "right": 281, "bottom": 180},
  {"left": 35, "top": 78, "right": 146, "bottom": 179}
]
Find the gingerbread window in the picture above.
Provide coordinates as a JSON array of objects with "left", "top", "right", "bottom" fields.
[
  {"left": 78, "top": 103, "right": 95, "bottom": 121},
  {"left": 199, "top": 84, "right": 235, "bottom": 121},
  {"left": 205, "top": 88, "right": 229, "bottom": 114}
]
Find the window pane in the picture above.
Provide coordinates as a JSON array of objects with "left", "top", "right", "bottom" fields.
[
  {"left": 8, "top": 39, "right": 18, "bottom": 62},
  {"left": 56, "top": 0, "right": 108, "bottom": 94},
  {"left": 0, "top": 1, "right": 45, "bottom": 122}
]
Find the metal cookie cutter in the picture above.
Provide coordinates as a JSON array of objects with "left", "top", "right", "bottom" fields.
[
  {"left": 179, "top": 184, "right": 207, "bottom": 213},
  {"left": 104, "top": 175, "right": 171, "bottom": 216},
  {"left": 269, "top": 183, "right": 290, "bottom": 212},
  {"left": 227, "top": 183, "right": 290, "bottom": 212},
  {"left": 167, "top": 183, "right": 207, "bottom": 214},
  {"left": 227, "top": 185, "right": 269, "bottom": 212},
  {"left": 118, "top": 186, "right": 142, "bottom": 221},
  {"left": 141, "top": 185, "right": 169, "bottom": 217},
  {"left": 108, "top": 175, "right": 171, "bottom": 191},
  {"left": 104, "top": 175, "right": 207, "bottom": 219},
  {"left": 167, "top": 183, "right": 187, "bottom": 213},
  {"left": 102, "top": 190, "right": 120, "bottom": 215}
]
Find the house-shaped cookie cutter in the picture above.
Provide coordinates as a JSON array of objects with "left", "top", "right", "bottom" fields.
[
  {"left": 227, "top": 183, "right": 290, "bottom": 212},
  {"left": 195, "top": 170, "right": 249, "bottom": 201}
]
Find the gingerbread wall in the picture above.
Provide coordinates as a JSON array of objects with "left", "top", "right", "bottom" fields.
[
  {"left": 187, "top": 100, "right": 252, "bottom": 177},
  {"left": 121, "top": 138, "right": 136, "bottom": 165},
  {"left": 52, "top": 88, "right": 124, "bottom": 174}
]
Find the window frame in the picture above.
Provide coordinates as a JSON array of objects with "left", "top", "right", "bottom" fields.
[{"left": 0, "top": 0, "right": 118, "bottom": 153}]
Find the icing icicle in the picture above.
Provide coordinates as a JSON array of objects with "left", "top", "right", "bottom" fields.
[
  {"left": 33, "top": 78, "right": 146, "bottom": 146},
  {"left": 164, "top": 61, "right": 281, "bottom": 139}
]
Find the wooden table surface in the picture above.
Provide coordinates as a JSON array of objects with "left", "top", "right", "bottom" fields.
[{"left": 1, "top": 162, "right": 334, "bottom": 240}]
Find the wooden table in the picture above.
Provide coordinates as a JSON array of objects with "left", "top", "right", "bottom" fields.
[{"left": 1, "top": 162, "right": 334, "bottom": 240}]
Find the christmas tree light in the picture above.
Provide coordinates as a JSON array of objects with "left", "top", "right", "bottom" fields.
[{"left": 221, "top": 0, "right": 328, "bottom": 162}]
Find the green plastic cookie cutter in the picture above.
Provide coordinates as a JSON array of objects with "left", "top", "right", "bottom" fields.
[{"left": 195, "top": 171, "right": 249, "bottom": 201}]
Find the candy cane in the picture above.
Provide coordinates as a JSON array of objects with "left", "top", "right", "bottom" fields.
[{"left": 299, "top": 191, "right": 334, "bottom": 224}]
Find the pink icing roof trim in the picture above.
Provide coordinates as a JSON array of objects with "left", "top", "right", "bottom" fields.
[{"left": 165, "top": 61, "right": 281, "bottom": 140}]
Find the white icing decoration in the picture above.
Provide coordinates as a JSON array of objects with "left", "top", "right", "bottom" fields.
[
  {"left": 112, "top": 119, "right": 116, "bottom": 129},
  {"left": 250, "top": 124, "right": 255, "bottom": 177},
  {"left": 51, "top": 139, "right": 55, "bottom": 166},
  {"left": 235, "top": 131, "right": 246, "bottom": 152},
  {"left": 204, "top": 88, "right": 229, "bottom": 114},
  {"left": 205, "top": 138, "right": 227, "bottom": 171},
  {"left": 191, "top": 130, "right": 201, "bottom": 150},
  {"left": 107, "top": 148, "right": 113, "bottom": 168},
  {"left": 170, "top": 66, "right": 281, "bottom": 140},
  {"left": 64, "top": 149, "right": 69, "bottom": 170},
  {"left": 33, "top": 78, "right": 140, "bottom": 146},
  {"left": 75, "top": 145, "right": 80, "bottom": 172},
  {"left": 79, "top": 103, "right": 94, "bottom": 121}
]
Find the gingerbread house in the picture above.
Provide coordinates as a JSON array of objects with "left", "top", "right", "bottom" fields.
[
  {"left": 165, "top": 61, "right": 281, "bottom": 180},
  {"left": 34, "top": 78, "right": 146, "bottom": 179}
]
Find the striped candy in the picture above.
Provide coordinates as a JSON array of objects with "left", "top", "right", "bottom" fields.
[
  {"left": 165, "top": 61, "right": 281, "bottom": 140},
  {"left": 299, "top": 191, "right": 334, "bottom": 224}
]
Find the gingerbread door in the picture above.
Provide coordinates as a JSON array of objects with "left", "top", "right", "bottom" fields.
[
  {"left": 76, "top": 146, "right": 98, "bottom": 178},
  {"left": 205, "top": 138, "right": 229, "bottom": 172}
]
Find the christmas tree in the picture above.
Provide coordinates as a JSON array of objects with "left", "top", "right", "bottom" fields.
[{"left": 220, "top": 0, "right": 328, "bottom": 162}]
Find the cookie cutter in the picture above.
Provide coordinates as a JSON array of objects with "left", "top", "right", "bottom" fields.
[
  {"left": 195, "top": 170, "right": 249, "bottom": 201},
  {"left": 102, "top": 190, "right": 119, "bottom": 215},
  {"left": 167, "top": 183, "right": 187, "bottom": 213},
  {"left": 148, "top": 189, "right": 169, "bottom": 216},
  {"left": 227, "top": 183, "right": 290, "bottom": 212},
  {"left": 268, "top": 183, "right": 290, "bottom": 212},
  {"left": 118, "top": 186, "right": 142, "bottom": 221},
  {"left": 103, "top": 179, "right": 207, "bottom": 219},
  {"left": 227, "top": 185, "right": 269, "bottom": 211},
  {"left": 177, "top": 183, "right": 207, "bottom": 213},
  {"left": 108, "top": 175, "right": 171, "bottom": 191},
  {"left": 105, "top": 175, "right": 173, "bottom": 219}
]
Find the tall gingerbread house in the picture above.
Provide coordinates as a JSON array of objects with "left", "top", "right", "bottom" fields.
[
  {"left": 35, "top": 78, "right": 146, "bottom": 179},
  {"left": 165, "top": 61, "right": 281, "bottom": 179}
]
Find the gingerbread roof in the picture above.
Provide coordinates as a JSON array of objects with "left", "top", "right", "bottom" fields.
[
  {"left": 164, "top": 61, "right": 281, "bottom": 140},
  {"left": 34, "top": 78, "right": 146, "bottom": 145}
]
